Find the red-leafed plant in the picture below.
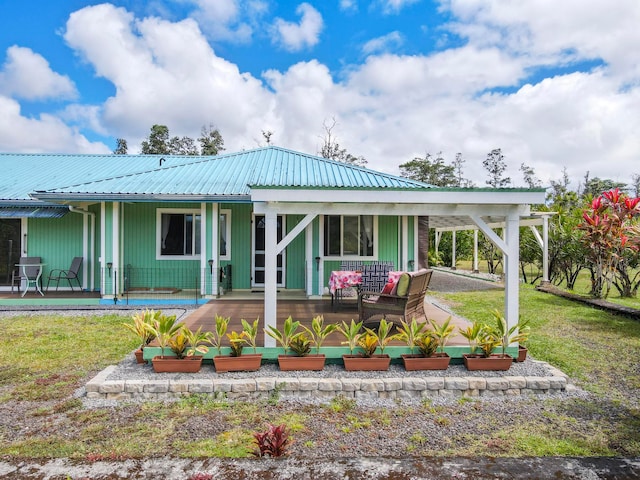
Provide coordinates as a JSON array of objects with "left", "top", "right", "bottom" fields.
[
  {"left": 578, "top": 188, "right": 640, "bottom": 298},
  {"left": 251, "top": 423, "right": 290, "bottom": 457}
]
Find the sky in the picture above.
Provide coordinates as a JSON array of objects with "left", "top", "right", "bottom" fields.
[{"left": 0, "top": 0, "right": 639, "bottom": 190}]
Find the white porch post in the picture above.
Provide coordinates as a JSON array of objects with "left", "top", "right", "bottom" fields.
[
  {"left": 504, "top": 211, "right": 520, "bottom": 335},
  {"left": 305, "top": 222, "right": 314, "bottom": 296},
  {"left": 210, "top": 203, "right": 219, "bottom": 296},
  {"left": 263, "top": 211, "right": 278, "bottom": 348},
  {"left": 473, "top": 230, "right": 479, "bottom": 273},
  {"left": 112, "top": 201, "right": 120, "bottom": 298},
  {"left": 542, "top": 214, "right": 549, "bottom": 283},
  {"left": 451, "top": 231, "right": 457, "bottom": 269}
]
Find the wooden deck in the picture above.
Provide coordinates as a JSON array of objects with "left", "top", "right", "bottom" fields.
[{"left": 182, "top": 297, "right": 470, "bottom": 347}]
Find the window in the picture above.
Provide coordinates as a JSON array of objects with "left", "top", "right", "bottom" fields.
[
  {"left": 157, "top": 209, "right": 201, "bottom": 259},
  {"left": 324, "top": 215, "right": 375, "bottom": 257},
  {"left": 219, "top": 209, "right": 231, "bottom": 261}
]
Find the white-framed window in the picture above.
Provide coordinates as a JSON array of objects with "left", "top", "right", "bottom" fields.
[
  {"left": 323, "top": 215, "right": 376, "bottom": 258},
  {"left": 219, "top": 209, "right": 231, "bottom": 261},
  {"left": 156, "top": 208, "right": 201, "bottom": 260}
]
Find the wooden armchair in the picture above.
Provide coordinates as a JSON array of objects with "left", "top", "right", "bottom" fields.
[{"left": 358, "top": 268, "right": 433, "bottom": 327}]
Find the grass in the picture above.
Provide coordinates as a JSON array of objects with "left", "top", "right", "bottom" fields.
[{"left": 1, "top": 295, "right": 639, "bottom": 459}]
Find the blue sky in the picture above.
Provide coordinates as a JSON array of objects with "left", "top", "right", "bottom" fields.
[{"left": 1, "top": 0, "right": 639, "bottom": 188}]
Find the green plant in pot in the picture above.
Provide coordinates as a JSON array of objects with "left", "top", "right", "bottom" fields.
[
  {"left": 337, "top": 319, "right": 364, "bottom": 355},
  {"left": 213, "top": 316, "right": 262, "bottom": 373},
  {"left": 462, "top": 313, "right": 513, "bottom": 371},
  {"left": 342, "top": 318, "right": 393, "bottom": 371},
  {"left": 302, "top": 315, "right": 338, "bottom": 355},
  {"left": 122, "top": 309, "right": 159, "bottom": 363},
  {"left": 266, "top": 316, "right": 326, "bottom": 371},
  {"left": 398, "top": 317, "right": 451, "bottom": 370},
  {"left": 209, "top": 314, "right": 230, "bottom": 356},
  {"left": 147, "top": 313, "right": 209, "bottom": 373}
]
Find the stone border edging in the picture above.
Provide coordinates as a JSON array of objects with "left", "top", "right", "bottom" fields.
[{"left": 86, "top": 361, "right": 573, "bottom": 402}]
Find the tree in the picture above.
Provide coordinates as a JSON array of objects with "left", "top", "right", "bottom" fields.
[
  {"left": 630, "top": 173, "right": 640, "bottom": 197},
  {"left": 319, "top": 118, "right": 367, "bottom": 167},
  {"left": 141, "top": 125, "right": 171, "bottom": 154},
  {"left": 578, "top": 188, "right": 640, "bottom": 298},
  {"left": 168, "top": 136, "right": 199, "bottom": 155},
  {"left": 581, "top": 172, "right": 626, "bottom": 199},
  {"left": 520, "top": 163, "right": 541, "bottom": 188},
  {"left": 399, "top": 152, "right": 457, "bottom": 186},
  {"left": 452, "top": 152, "right": 474, "bottom": 187},
  {"left": 547, "top": 167, "right": 580, "bottom": 213},
  {"left": 262, "top": 130, "right": 274, "bottom": 145},
  {"left": 199, "top": 124, "right": 225, "bottom": 155},
  {"left": 483, "top": 148, "right": 511, "bottom": 188},
  {"left": 113, "top": 138, "right": 128, "bottom": 155}
]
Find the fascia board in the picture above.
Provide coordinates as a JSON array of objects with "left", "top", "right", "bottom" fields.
[{"left": 250, "top": 188, "right": 546, "bottom": 205}]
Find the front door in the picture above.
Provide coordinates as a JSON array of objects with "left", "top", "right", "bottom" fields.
[
  {"left": 252, "top": 215, "right": 285, "bottom": 288},
  {"left": 0, "top": 219, "right": 21, "bottom": 286}
]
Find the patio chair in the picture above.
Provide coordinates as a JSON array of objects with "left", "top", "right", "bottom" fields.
[
  {"left": 358, "top": 268, "right": 433, "bottom": 328},
  {"left": 358, "top": 263, "right": 392, "bottom": 293},
  {"left": 46, "top": 256, "right": 83, "bottom": 291},
  {"left": 11, "top": 256, "right": 41, "bottom": 294}
]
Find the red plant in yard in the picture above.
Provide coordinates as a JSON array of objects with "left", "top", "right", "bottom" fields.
[
  {"left": 578, "top": 188, "right": 640, "bottom": 297},
  {"left": 251, "top": 423, "right": 290, "bottom": 457}
]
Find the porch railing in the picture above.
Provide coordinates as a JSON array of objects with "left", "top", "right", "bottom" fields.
[{"left": 102, "top": 265, "right": 217, "bottom": 304}]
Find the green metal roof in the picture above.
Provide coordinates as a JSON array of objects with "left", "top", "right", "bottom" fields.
[
  {"left": 0, "top": 153, "right": 209, "bottom": 203},
  {"left": 25, "top": 147, "right": 432, "bottom": 202}
]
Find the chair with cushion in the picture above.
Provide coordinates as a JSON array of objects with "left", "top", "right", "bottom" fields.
[
  {"left": 358, "top": 268, "right": 433, "bottom": 328},
  {"left": 46, "top": 256, "right": 83, "bottom": 291},
  {"left": 358, "top": 262, "right": 392, "bottom": 294},
  {"left": 11, "top": 256, "right": 41, "bottom": 294}
]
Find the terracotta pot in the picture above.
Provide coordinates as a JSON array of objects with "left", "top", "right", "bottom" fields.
[
  {"left": 401, "top": 353, "right": 450, "bottom": 371},
  {"left": 516, "top": 346, "right": 528, "bottom": 362},
  {"left": 342, "top": 354, "right": 391, "bottom": 371},
  {"left": 463, "top": 353, "right": 513, "bottom": 371},
  {"left": 134, "top": 348, "right": 145, "bottom": 364},
  {"left": 214, "top": 354, "right": 262, "bottom": 373},
  {"left": 151, "top": 355, "right": 203, "bottom": 373},
  {"left": 277, "top": 354, "right": 326, "bottom": 371}
]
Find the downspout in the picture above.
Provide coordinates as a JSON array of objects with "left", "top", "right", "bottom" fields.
[{"left": 68, "top": 206, "right": 96, "bottom": 291}]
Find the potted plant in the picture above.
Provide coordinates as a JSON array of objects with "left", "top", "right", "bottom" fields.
[
  {"left": 398, "top": 317, "right": 451, "bottom": 370},
  {"left": 341, "top": 318, "right": 393, "bottom": 371},
  {"left": 512, "top": 316, "right": 531, "bottom": 362},
  {"left": 462, "top": 312, "right": 513, "bottom": 371},
  {"left": 121, "top": 309, "right": 158, "bottom": 363},
  {"left": 148, "top": 312, "right": 211, "bottom": 373},
  {"left": 266, "top": 316, "right": 329, "bottom": 370},
  {"left": 213, "top": 317, "right": 263, "bottom": 373}
]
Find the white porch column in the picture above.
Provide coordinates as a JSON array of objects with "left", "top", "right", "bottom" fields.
[
  {"left": 210, "top": 203, "right": 219, "bottom": 296},
  {"left": 305, "top": 222, "right": 314, "bottom": 296},
  {"left": 451, "top": 231, "right": 456, "bottom": 269},
  {"left": 472, "top": 229, "right": 479, "bottom": 273},
  {"left": 263, "top": 211, "right": 278, "bottom": 348},
  {"left": 542, "top": 214, "right": 549, "bottom": 283},
  {"left": 504, "top": 212, "right": 520, "bottom": 334},
  {"left": 112, "top": 201, "right": 120, "bottom": 297}
]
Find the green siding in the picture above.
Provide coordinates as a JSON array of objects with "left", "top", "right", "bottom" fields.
[
  {"left": 224, "top": 203, "right": 253, "bottom": 290},
  {"left": 28, "top": 213, "right": 84, "bottom": 284},
  {"left": 285, "top": 214, "right": 306, "bottom": 289},
  {"left": 377, "top": 216, "right": 399, "bottom": 268}
]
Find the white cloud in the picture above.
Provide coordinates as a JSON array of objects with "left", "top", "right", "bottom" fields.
[
  {"left": 271, "top": 3, "right": 323, "bottom": 52},
  {"left": 188, "top": 0, "right": 255, "bottom": 43},
  {"left": 362, "top": 31, "right": 404, "bottom": 55},
  {"left": 0, "top": 46, "right": 77, "bottom": 101},
  {"left": 0, "top": 95, "right": 109, "bottom": 153},
  {"left": 377, "top": 0, "right": 420, "bottom": 15},
  {"left": 340, "top": 0, "right": 358, "bottom": 12}
]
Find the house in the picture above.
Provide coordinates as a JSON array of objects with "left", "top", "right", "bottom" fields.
[{"left": 0, "top": 146, "right": 545, "bottom": 346}]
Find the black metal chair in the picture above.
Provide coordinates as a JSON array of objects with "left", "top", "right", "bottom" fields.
[{"left": 46, "top": 256, "right": 83, "bottom": 291}]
